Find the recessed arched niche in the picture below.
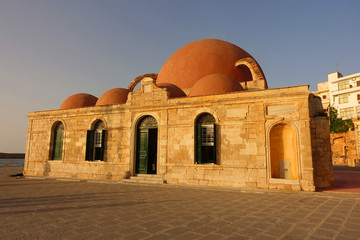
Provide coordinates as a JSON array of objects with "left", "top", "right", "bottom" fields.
[{"left": 269, "top": 123, "right": 298, "bottom": 180}]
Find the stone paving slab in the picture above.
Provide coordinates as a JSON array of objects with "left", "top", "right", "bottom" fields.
[{"left": 1, "top": 167, "right": 360, "bottom": 240}]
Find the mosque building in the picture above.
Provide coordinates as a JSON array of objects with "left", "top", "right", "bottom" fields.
[{"left": 24, "top": 39, "right": 333, "bottom": 191}]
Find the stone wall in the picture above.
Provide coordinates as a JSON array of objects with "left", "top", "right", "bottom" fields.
[
  {"left": 308, "top": 95, "right": 333, "bottom": 189},
  {"left": 24, "top": 82, "right": 332, "bottom": 191},
  {"left": 310, "top": 117, "right": 333, "bottom": 189},
  {"left": 24, "top": 105, "right": 132, "bottom": 180},
  {"left": 330, "top": 131, "right": 358, "bottom": 166}
]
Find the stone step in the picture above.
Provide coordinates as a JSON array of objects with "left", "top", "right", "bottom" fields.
[
  {"left": 122, "top": 179, "right": 164, "bottom": 184},
  {"left": 135, "top": 174, "right": 163, "bottom": 179},
  {"left": 130, "top": 177, "right": 163, "bottom": 183},
  {"left": 123, "top": 174, "right": 165, "bottom": 185}
]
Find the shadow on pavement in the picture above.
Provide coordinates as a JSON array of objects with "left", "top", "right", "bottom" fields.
[{"left": 322, "top": 165, "right": 360, "bottom": 193}]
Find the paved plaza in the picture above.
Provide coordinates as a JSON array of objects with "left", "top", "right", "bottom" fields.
[{"left": 1, "top": 167, "right": 360, "bottom": 240}]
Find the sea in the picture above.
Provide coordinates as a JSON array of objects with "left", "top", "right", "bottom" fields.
[{"left": 0, "top": 159, "right": 25, "bottom": 167}]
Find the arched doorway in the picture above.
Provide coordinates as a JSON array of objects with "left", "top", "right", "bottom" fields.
[
  {"left": 136, "top": 116, "right": 158, "bottom": 174},
  {"left": 270, "top": 123, "right": 298, "bottom": 179}
]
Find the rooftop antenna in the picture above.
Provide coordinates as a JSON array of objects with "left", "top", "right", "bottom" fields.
[{"left": 336, "top": 63, "right": 339, "bottom": 72}]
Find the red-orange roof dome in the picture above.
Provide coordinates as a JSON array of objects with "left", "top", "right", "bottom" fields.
[
  {"left": 156, "top": 39, "right": 257, "bottom": 89},
  {"left": 96, "top": 88, "right": 130, "bottom": 106},
  {"left": 188, "top": 74, "right": 243, "bottom": 97},
  {"left": 156, "top": 83, "right": 186, "bottom": 98},
  {"left": 60, "top": 93, "right": 98, "bottom": 109}
]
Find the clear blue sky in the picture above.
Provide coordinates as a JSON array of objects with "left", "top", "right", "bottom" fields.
[{"left": 0, "top": 0, "right": 359, "bottom": 153}]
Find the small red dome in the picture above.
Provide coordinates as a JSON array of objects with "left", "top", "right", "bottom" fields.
[
  {"left": 156, "top": 83, "right": 186, "bottom": 98},
  {"left": 96, "top": 88, "right": 130, "bottom": 106},
  {"left": 157, "top": 39, "right": 261, "bottom": 89},
  {"left": 60, "top": 93, "right": 98, "bottom": 109},
  {"left": 188, "top": 74, "right": 243, "bottom": 97}
]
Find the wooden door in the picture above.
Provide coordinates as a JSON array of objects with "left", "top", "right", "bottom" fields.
[{"left": 136, "top": 129, "right": 148, "bottom": 174}]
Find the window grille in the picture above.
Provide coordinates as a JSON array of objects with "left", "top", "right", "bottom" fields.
[
  {"left": 195, "top": 113, "right": 216, "bottom": 164},
  {"left": 93, "top": 120, "right": 104, "bottom": 148},
  {"left": 139, "top": 116, "right": 158, "bottom": 128},
  {"left": 197, "top": 114, "right": 215, "bottom": 124},
  {"left": 201, "top": 125, "right": 214, "bottom": 146},
  {"left": 95, "top": 130, "right": 102, "bottom": 147},
  {"left": 85, "top": 120, "right": 106, "bottom": 161}
]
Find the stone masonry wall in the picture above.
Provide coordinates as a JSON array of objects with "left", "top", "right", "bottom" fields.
[
  {"left": 310, "top": 117, "right": 334, "bottom": 189},
  {"left": 308, "top": 94, "right": 333, "bottom": 189},
  {"left": 24, "top": 84, "right": 325, "bottom": 191},
  {"left": 330, "top": 130, "right": 358, "bottom": 166},
  {"left": 24, "top": 105, "right": 131, "bottom": 180}
]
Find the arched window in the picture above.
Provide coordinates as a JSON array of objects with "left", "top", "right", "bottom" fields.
[
  {"left": 85, "top": 120, "right": 106, "bottom": 161},
  {"left": 195, "top": 113, "right": 216, "bottom": 164},
  {"left": 51, "top": 122, "right": 64, "bottom": 160}
]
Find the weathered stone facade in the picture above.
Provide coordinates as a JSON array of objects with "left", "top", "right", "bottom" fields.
[
  {"left": 24, "top": 39, "right": 334, "bottom": 191},
  {"left": 24, "top": 80, "right": 333, "bottom": 191},
  {"left": 330, "top": 130, "right": 359, "bottom": 167}
]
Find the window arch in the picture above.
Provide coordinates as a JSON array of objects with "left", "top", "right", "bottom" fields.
[
  {"left": 195, "top": 113, "right": 216, "bottom": 164},
  {"left": 51, "top": 122, "right": 64, "bottom": 160},
  {"left": 85, "top": 120, "right": 106, "bottom": 161},
  {"left": 139, "top": 115, "right": 158, "bottom": 128}
]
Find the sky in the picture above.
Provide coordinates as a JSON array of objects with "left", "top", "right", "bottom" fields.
[{"left": 0, "top": 0, "right": 359, "bottom": 153}]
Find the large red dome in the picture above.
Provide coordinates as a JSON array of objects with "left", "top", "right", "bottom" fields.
[
  {"left": 60, "top": 93, "right": 98, "bottom": 109},
  {"left": 156, "top": 39, "right": 258, "bottom": 89}
]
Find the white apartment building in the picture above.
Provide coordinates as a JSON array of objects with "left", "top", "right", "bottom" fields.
[
  {"left": 316, "top": 72, "right": 360, "bottom": 167},
  {"left": 316, "top": 71, "right": 360, "bottom": 119},
  {"left": 316, "top": 81, "right": 330, "bottom": 110}
]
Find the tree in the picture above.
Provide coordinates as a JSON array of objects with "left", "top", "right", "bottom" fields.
[{"left": 329, "top": 107, "right": 354, "bottom": 133}]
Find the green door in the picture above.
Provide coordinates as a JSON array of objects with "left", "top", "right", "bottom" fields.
[
  {"left": 136, "top": 116, "right": 158, "bottom": 174},
  {"left": 136, "top": 129, "right": 148, "bottom": 174}
]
